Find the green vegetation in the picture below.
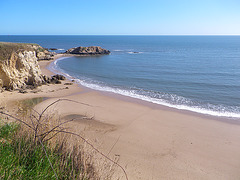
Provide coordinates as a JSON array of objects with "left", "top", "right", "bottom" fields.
[
  {"left": 20, "top": 97, "right": 45, "bottom": 108},
  {"left": 0, "top": 122, "right": 19, "bottom": 141},
  {"left": 37, "top": 47, "right": 45, "bottom": 52},
  {"left": 17, "top": 97, "right": 45, "bottom": 115},
  {"left": 0, "top": 122, "right": 94, "bottom": 179},
  {"left": 0, "top": 99, "right": 125, "bottom": 179}
]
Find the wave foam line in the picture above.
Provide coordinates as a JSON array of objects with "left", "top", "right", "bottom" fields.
[
  {"left": 49, "top": 57, "right": 240, "bottom": 119},
  {"left": 48, "top": 57, "right": 75, "bottom": 80},
  {"left": 79, "top": 81, "right": 240, "bottom": 119}
]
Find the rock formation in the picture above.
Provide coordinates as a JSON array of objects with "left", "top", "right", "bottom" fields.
[
  {"left": 0, "top": 42, "right": 44, "bottom": 90},
  {"left": 65, "top": 46, "right": 110, "bottom": 55},
  {"left": 0, "top": 42, "right": 62, "bottom": 90},
  {"left": 36, "top": 51, "right": 55, "bottom": 60},
  {"left": 42, "top": 74, "right": 66, "bottom": 84}
]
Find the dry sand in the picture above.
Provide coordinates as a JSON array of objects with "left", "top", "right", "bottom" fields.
[{"left": 1, "top": 55, "right": 240, "bottom": 180}]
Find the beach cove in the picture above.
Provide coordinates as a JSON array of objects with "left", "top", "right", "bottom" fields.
[{"left": 1, "top": 54, "right": 240, "bottom": 180}]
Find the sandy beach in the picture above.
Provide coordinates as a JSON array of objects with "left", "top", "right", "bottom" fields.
[{"left": 1, "top": 55, "right": 240, "bottom": 180}]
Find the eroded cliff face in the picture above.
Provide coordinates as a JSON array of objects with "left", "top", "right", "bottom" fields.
[
  {"left": 0, "top": 50, "right": 44, "bottom": 90},
  {"left": 0, "top": 42, "right": 46, "bottom": 90}
]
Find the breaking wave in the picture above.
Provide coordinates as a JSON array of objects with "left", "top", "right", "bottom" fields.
[{"left": 48, "top": 57, "right": 240, "bottom": 119}]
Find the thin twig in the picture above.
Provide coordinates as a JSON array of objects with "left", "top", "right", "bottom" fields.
[
  {"left": 38, "top": 118, "right": 75, "bottom": 138},
  {"left": 39, "top": 99, "right": 92, "bottom": 121},
  {"left": 36, "top": 133, "right": 59, "bottom": 180},
  {"left": 0, "top": 111, "right": 59, "bottom": 180},
  {"left": 0, "top": 111, "right": 34, "bottom": 130},
  {"left": 57, "top": 130, "right": 128, "bottom": 180},
  {"left": 107, "top": 135, "right": 121, "bottom": 156},
  {"left": 42, "top": 128, "right": 65, "bottom": 143},
  {"left": 29, "top": 113, "right": 35, "bottom": 128},
  {"left": 29, "top": 107, "right": 41, "bottom": 116},
  {"left": 1, "top": 99, "right": 128, "bottom": 180}
]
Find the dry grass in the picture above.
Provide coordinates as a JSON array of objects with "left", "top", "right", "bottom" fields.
[
  {"left": 0, "top": 98, "right": 128, "bottom": 180},
  {"left": 0, "top": 42, "right": 43, "bottom": 61}
]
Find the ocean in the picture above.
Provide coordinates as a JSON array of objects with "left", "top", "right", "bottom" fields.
[{"left": 1, "top": 35, "right": 240, "bottom": 118}]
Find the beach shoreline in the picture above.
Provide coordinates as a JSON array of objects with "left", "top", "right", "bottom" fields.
[
  {"left": 1, "top": 54, "right": 240, "bottom": 179},
  {"left": 46, "top": 54, "right": 240, "bottom": 124}
]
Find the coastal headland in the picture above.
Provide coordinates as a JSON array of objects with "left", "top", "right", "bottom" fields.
[{"left": 1, "top": 42, "right": 240, "bottom": 179}]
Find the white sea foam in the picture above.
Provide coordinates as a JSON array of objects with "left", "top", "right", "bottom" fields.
[
  {"left": 48, "top": 57, "right": 74, "bottom": 79},
  {"left": 57, "top": 48, "right": 65, "bottom": 50},
  {"left": 49, "top": 57, "right": 240, "bottom": 119},
  {"left": 113, "top": 50, "right": 143, "bottom": 54},
  {"left": 78, "top": 81, "right": 240, "bottom": 119},
  {"left": 128, "top": 51, "right": 143, "bottom": 54},
  {"left": 113, "top": 50, "right": 124, "bottom": 52}
]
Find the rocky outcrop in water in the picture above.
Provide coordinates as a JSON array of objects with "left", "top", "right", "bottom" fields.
[{"left": 65, "top": 46, "right": 110, "bottom": 55}]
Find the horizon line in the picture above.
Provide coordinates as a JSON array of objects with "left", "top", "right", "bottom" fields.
[{"left": 1, "top": 34, "right": 240, "bottom": 36}]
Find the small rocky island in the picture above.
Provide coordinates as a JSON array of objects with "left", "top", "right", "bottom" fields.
[{"left": 65, "top": 46, "right": 110, "bottom": 55}]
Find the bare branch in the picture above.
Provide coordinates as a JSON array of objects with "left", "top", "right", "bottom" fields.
[
  {"left": 57, "top": 130, "right": 128, "bottom": 180},
  {"left": 29, "top": 107, "right": 41, "bottom": 116},
  {"left": 39, "top": 99, "right": 92, "bottom": 121},
  {"left": 0, "top": 111, "right": 34, "bottom": 130},
  {"left": 36, "top": 133, "right": 59, "bottom": 180},
  {"left": 29, "top": 113, "right": 36, "bottom": 128},
  {"left": 42, "top": 128, "right": 65, "bottom": 143},
  {"left": 1, "top": 98, "right": 128, "bottom": 180},
  {"left": 38, "top": 118, "right": 75, "bottom": 139},
  {"left": 107, "top": 135, "right": 121, "bottom": 156}
]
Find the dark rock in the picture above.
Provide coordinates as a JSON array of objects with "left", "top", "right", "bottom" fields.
[
  {"left": 64, "top": 82, "right": 73, "bottom": 85},
  {"left": 42, "top": 75, "right": 51, "bottom": 84},
  {"left": 25, "top": 76, "right": 40, "bottom": 87},
  {"left": 49, "top": 48, "right": 58, "bottom": 50},
  {"left": 26, "top": 84, "right": 37, "bottom": 90},
  {"left": 50, "top": 52, "right": 56, "bottom": 56},
  {"left": 50, "top": 77, "right": 61, "bottom": 84},
  {"left": 65, "top": 46, "right": 110, "bottom": 55},
  {"left": 52, "top": 74, "right": 66, "bottom": 81},
  {"left": 40, "top": 74, "right": 65, "bottom": 85},
  {"left": 19, "top": 89, "right": 28, "bottom": 93},
  {"left": 31, "top": 89, "right": 41, "bottom": 93},
  {"left": 55, "top": 80, "right": 61, "bottom": 84}
]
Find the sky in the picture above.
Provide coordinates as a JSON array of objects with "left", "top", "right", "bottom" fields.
[{"left": 0, "top": 0, "right": 240, "bottom": 35}]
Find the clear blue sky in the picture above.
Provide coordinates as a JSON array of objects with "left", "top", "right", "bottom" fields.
[{"left": 1, "top": 0, "right": 240, "bottom": 35}]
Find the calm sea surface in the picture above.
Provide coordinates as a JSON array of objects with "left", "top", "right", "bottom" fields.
[{"left": 1, "top": 35, "right": 240, "bottom": 118}]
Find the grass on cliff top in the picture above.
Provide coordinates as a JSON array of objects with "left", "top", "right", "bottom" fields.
[{"left": 0, "top": 42, "right": 43, "bottom": 62}]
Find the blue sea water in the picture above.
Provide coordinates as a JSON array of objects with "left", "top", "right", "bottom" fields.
[{"left": 1, "top": 35, "right": 240, "bottom": 118}]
